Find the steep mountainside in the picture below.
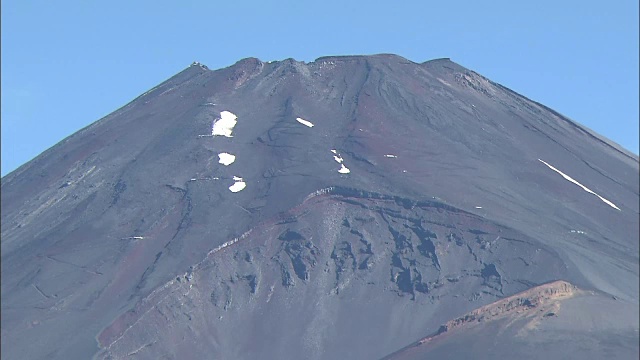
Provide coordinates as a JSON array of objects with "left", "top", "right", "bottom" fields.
[{"left": 1, "top": 55, "right": 638, "bottom": 360}]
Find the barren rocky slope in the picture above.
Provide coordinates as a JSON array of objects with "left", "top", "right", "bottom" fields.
[
  {"left": 1, "top": 55, "right": 638, "bottom": 359},
  {"left": 385, "top": 281, "right": 638, "bottom": 360}
]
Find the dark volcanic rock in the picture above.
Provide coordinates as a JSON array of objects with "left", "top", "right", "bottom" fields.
[{"left": 1, "top": 54, "right": 638, "bottom": 360}]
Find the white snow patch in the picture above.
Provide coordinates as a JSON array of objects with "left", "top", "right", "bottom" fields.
[
  {"left": 218, "top": 152, "right": 236, "bottom": 166},
  {"left": 212, "top": 111, "right": 238, "bottom": 137},
  {"left": 296, "top": 117, "right": 314, "bottom": 127},
  {"left": 475, "top": 206, "right": 483, "bottom": 209},
  {"left": 384, "top": 154, "right": 397, "bottom": 158},
  {"left": 538, "top": 159, "right": 621, "bottom": 211},
  {"left": 331, "top": 150, "right": 350, "bottom": 173},
  {"left": 229, "top": 182, "right": 246, "bottom": 192},
  {"left": 229, "top": 176, "right": 246, "bottom": 193},
  {"left": 121, "top": 236, "right": 145, "bottom": 240},
  {"left": 570, "top": 230, "right": 587, "bottom": 234},
  {"left": 332, "top": 152, "right": 345, "bottom": 164}
]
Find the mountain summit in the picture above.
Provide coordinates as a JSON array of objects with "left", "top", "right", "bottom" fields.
[{"left": 2, "top": 54, "right": 638, "bottom": 360}]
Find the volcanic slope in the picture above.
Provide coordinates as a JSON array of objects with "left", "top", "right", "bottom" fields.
[{"left": 1, "top": 55, "right": 638, "bottom": 360}]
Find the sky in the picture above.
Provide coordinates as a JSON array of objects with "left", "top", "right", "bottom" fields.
[{"left": 2, "top": 0, "right": 638, "bottom": 176}]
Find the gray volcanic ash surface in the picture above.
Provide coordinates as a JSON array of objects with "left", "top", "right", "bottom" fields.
[{"left": 1, "top": 55, "right": 638, "bottom": 360}]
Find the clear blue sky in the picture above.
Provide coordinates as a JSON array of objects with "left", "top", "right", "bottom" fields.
[{"left": 2, "top": 0, "right": 638, "bottom": 176}]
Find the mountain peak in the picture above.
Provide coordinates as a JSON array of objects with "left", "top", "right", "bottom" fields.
[
  {"left": 190, "top": 60, "right": 209, "bottom": 70},
  {"left": 1, "top": 53, "right": 637, "bottom": 360},
  {"left": 314, "top": 53, "right": 410, "bottom": 62}
]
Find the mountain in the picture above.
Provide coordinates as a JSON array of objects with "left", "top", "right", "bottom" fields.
[{"left": 1, "top": 54, "right": 638, "bottom": 360}]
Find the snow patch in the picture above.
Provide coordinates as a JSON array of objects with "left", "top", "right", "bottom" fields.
[
  {"left": 475, "top": 206, "right": 483, "bottom": 209},
  {"left": 332, "top": 153, "right": 344, "bottom": 164},
  {"left": 570, "top": 230, "right": 587, "bottom": 234},
  {"left": 296, "top": 117, "right": 314, "bottom": 128},
  {"left": 218, "top": 152, "right": 236, "bottom": 166},
  {"left": 331, "top": 150, "right": 351, "bottom": 174},
  {"left": 538, "top": 159, "right": 621, "bottom": 211},
  {"left": 229, "top": 176, "right": 246, "bottom": 192},
  {"left": 330, "top": 149, "right": 337, "bottom": 154},
  {"left": 338, "top": 164, "right": 351, "bottom": 174},
  {"left": 121, "top": 236, "right": 145, "bottom": 240},
  {"left": 332, "top": 151, "right": 351, "bottom": 173},
  {"left": 384, "top": 154, "right": 397, "bottom": 158},
  {"left": 212, "top": 111, "right": 238, "bottom": 137},
  {"left": 229, "top": 182, "right": 246, "bottom": 193}
]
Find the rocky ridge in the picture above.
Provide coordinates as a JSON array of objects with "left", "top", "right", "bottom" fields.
[{"left": 421, "top": 280, "right": 577, "bottom": 344}]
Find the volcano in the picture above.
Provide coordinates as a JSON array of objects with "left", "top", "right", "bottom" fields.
[{"left": 1, "top": 55, "right": 638, "bottom": 360}]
